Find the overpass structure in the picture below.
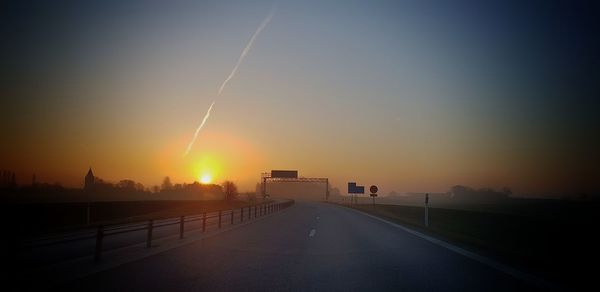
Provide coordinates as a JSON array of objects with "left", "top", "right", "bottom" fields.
[{"left": 261, "top": 170, "right": 330, "bottom": 201}]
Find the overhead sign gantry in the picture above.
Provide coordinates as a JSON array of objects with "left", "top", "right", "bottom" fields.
[{"left": 261, "top": 170, "right": 330, "bottom": 201}]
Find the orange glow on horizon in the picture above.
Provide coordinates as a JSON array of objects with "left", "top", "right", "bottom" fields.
[{"left": 155, "top": 130, "right": 263, "bottom": 191}]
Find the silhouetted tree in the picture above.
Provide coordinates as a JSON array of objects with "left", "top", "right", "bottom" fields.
[
  {"left": 501, "top": 187, "right": 512, "bottom": 196},
  {"left": 223, "top": 181, "right": 238, "bottom": 202},
  {"left": 135, "top": 182, "right": 145, "bottom": 191},
  {"left": 118, "top": 179, "right": 136, "bottom": 190},
  {"left": 161, "top": 176, "right": 173, "bottom": 191},
  {"left": 450, "top": 185, "right": 473, "bottom": 197}
]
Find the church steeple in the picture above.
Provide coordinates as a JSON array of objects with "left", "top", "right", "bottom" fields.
[{"left": 85, "top": 167, "right": 95, "bottom": 190}]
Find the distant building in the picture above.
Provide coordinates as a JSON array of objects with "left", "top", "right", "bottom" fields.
[{"left": 85, "top": 168, "right": 95, "bottom": 190}]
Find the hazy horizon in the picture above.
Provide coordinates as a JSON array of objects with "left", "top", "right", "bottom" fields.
[{"left": 2, "top": 0, "right": 598, "bottom": 198}]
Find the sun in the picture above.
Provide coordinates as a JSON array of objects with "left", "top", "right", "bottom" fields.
[{"left": 200, "top": 173, "right": 212, "bottom": 184}]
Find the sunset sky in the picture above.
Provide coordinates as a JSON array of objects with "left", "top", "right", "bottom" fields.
[{"left": 1, "top": 0, "right": 598, "bottom": 196}]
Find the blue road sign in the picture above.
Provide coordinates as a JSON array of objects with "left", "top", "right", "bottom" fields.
[{"left": 348, "top": 182, "right": 365, "bottom": 194}]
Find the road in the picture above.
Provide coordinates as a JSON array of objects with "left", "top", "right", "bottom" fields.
[{"left": 64, "top": 201, "right": 536, "bottom": 291}]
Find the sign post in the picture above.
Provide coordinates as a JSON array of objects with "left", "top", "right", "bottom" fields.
[
  {"left": 369, "top": 185, "right": 378, "bottom": 208},
  {"left": 348, "top": 182, "right": 365, "bottom": 205},
  {"left": 425, "top": 193, "right": 429, "bottom": 227}
]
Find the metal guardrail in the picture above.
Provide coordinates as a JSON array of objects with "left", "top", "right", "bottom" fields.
[
  {"left": 20, "top": 200, "right": 295, "bottom": 263},
  {"left": 93, "top": 200, "right": 294, "bottom": 262}
]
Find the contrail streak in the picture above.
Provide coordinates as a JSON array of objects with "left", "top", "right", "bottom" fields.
[
  {"left": 218, "top": 9, "right": 274, "bottom": 95},
  {"left": 183, "top": 101, "right": 215, "bottom": 157},
  {"left": 183, "top": 7, "right": 274, "bottom": 157}
]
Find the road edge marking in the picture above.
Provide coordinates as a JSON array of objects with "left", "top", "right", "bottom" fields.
[{"left": 338, "top": 204, "right": 557, "bottom": 290}]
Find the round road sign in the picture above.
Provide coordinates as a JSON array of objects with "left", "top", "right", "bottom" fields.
[{"left": 370, "top": 185, "right": 378, "bottom": 194}]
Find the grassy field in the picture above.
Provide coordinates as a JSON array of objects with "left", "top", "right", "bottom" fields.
[
  {"left": 348, "top": 203, "right": 598, "bottom": 289},
  {"left": 4, "top": 199, "right": 271, "bottom": 237}
]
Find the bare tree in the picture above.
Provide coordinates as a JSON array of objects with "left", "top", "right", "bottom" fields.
[{"left": 222, "top": 181, "right": 238, "bottom": 202}]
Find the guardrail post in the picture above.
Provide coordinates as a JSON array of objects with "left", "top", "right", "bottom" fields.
[
  {"left": 425, "top": 205, "right": 429, "bottom": 227},
  {"left": 248, "top": 206, "right": 251, "bottom": 219},
  {"left": 231, "top": 209, "right": 234, "bottom": 224},
  {"left": 202, "top": 212, "right": 206, "bottom": 232},
  {"left": 179, "top": 216, "right": 185, "bottom": 239},
  {"left": 254, "top": 206, "right": 257, "bottom": 218},
  {"left": 146, "top": 219, "right": 153, "bottom": 248},
  {"left": 94, "top": 225, "right": 104, "bottom": 262},
  {"left": 424, "top": 193, "right": 430, "bottom": 227},
  {"left": 218, "top": 210, "right": 222, "bottom": 228},
  {"left": 241, "top": 207, "right": 244, "bottom": 222}
]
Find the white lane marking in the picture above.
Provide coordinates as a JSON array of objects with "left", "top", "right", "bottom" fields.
[
  {"left": 309, "top": 229, "right": 316, "bottom": 237},
  {"left": 345, "top": 206, "right": 555, "bottom": 290}
]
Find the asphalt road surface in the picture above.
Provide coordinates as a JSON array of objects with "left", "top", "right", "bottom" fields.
[{"left": 65, "top": 201, "right": 536, "bottom": 291}]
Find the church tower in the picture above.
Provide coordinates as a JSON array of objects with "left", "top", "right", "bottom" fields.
[{"left": 85, "top": 168, "right": 95, "bottom": 191}]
